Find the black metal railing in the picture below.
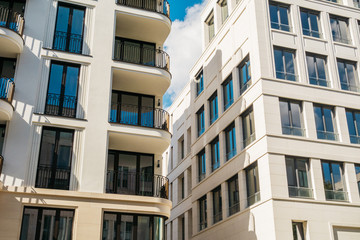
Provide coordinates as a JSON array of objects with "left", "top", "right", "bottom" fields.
[
  {"left": 53, "top": 31, "right": 83, "bottom": 54},
  {"left": 114, "top": 41, "right": 170, "bottom": 71},
  {"left": 106, "top": 170, "right": 169, "bottom": 199},
  {"left": 45, "top": 93, "right": 77, "bottom": 118},
  {"left": 0, "top": 77, "right": 14, "bottom": 104},
  {"left": 0, "top": 6, "right": 24, "bottom": 36},
  {"left": 110, "top": 103, "right": 170, "bottom": 131},
  {"left": 116, "top": 0, "right": 170, "bottom": 17},
  {"left": 0, "top": 155, "right": 3, "bottom": 176},
  {"left": 35, "top": 165, "right": 71, "bottom": 190}
]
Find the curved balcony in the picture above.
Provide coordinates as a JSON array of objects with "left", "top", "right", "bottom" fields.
[
  {"left": 106, "top": 170, "right": 169, "bottom": 199},
  {"left": 117, "top": 0, "right": 170, "bottom": 18},
  {"left": 0, "top": 6, "right": 24, "bottom": 57},
  {"left": 0, "top": 77, "right": 14, "bottom": 120}
]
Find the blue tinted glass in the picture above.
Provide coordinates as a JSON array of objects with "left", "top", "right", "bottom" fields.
[
  {"left": 48, "top": 64, "right": 63, "bottom": 95},
  {"left": 331, "top": 163, "right": 343, "bottom": 191},
  {"left": 71, "top": 9, "right": 84, "bottom": 35},
  {"left": 279, "top": 6, "right": 289, "bottom": 28},
  {"left": 306, "top": 56, "right": 317, "bottom": 79},
  {"left": 330, "top": 18, "right": 339, "bottom": 40},
  {"left": 64, "top": 66, "right": 79, "bottom": 97},
  {"left": 301, "top": 11, "right": 309, "bottom": 34},
  {"left": 274, "top": 49, "right": 284, "bottom": 78},
  {"left": 337, "top": 61, "right": 347, "bottom": 87},
  {"left": 316, "top": 58, "right": 326, "bottom": 80},
  {"left": 314, "top": 106, "right": 325, "bottom": 131},
  {"left": 309, "top": 13, "right": 319, "bottom": 33},
  {"left": 323, "top": 108, "right": 334, "bottom": 132},
  {"left": 345, "top": 63, "right": 356, "bottom": 86},
  {"left": 284, "top": 51, "right": 295, "bottom": 75},
  {"left": 270, "top": 4, "right": 279, "bottom": 28},
  {"left": 55, "top": 6, "right": 70, "bottom": 32},
  {"left": 322, "top": 162, "right": 332, "bottom": 190},
  {"left": 355, "top": 113, "right": 360, "bottom": 136}
]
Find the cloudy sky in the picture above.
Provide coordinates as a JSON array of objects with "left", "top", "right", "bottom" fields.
[{"left": 163, "top": 0, "right": 207, "bottom": 108}]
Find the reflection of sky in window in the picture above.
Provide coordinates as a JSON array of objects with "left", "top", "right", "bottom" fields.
[{"left": 322, "top": 162, "right": 332, "bottom": 189}]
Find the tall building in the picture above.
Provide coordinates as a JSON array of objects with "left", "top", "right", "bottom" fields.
[
  {"left": 0, "top": 0, "right": 172, "bottom": 239},
  {"left": 165, "top": 0, "right": 360, "bottom": 239}
]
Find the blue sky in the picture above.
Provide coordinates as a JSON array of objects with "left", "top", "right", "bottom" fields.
[{"left": 168, "top": 0, "right": 203, "bottom": 21}]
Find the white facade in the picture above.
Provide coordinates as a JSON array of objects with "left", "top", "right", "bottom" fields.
[
  {"left": 166, "top": 0, "right": 360, "bottom": 239},
  {"left": 0, "top": 0, "right": 172, "bottom": 239}
]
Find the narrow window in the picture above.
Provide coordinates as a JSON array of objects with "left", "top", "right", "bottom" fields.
[
  {"left": 279, "top": 100, "right": 304, "bottom": 136},
  {"left": 355, "top": 164, "right": 360, "bottom": 195},
  {"left": 330, "top": 15, "right": 351, "bottom": 44},
  {"left": 345, "top": 109, "right": 360, "bottom": 144},
  {"left": 0, "top": 0, "right": 25, "bottom": 34},
  {"left": 209, "top": 91, "right": 218, "bottom": 125},
  {"left": 274, "top": 47, "right": 296, "bottom": 81},
  {"left": 300, "top": 9, "right": 320, "bottom": 38},
  {"left": 0, "top": 57, "right": 16, "bottom": 102},
  {"left": 286, "top": 157, "right": 312, "bottom": 198},
  {"left": 196, "top": 70, "right": 204, "bottom": 96},
  {"left": 242, "top": 107, "right": 256, "bottom": 148},
  {"left": 246, "top": 162, "right": 260, "bottom": 206},
  {"left": 219, "top": 0, "right": 228, "bottom": 24},
  {"left": 227, "top": 174, "right": 240, "bottom": 216},
  {"left": 269, "top": 2, "right": 290, "bottom": 31},
  {"left": 199, "top": 195, "right": 207, "bottom": 231},
  {"left": 35, "top": 127, "right": 74, "bottom": 190},
  {"left": 313, "top": 105, "right": 337, "bottom": 141},
  {"left": 223, "top": 74, "right": 234, "bottom": 111},
  {"left": 197, "top": 106, "right": 205, "bottom": 137},
  {"left": 225, "top": 122, "right": 237, "bottom": 160},
  {"left": 206, "top": 12, "right": 215, "bottom": 42},
  {"left": 179, "top": 137, "right": 185, "bottom": 160},
  {"left": 306, "top": 54, "right": 328, "bottom": 87},
  {"left": 355, "top": 0, "right": 360, "bottom": 8},
  {"left": 239, "top": 56, "right": 251, "bottom": 94},
  {"left": 181, "top": 216, "right": 185, "bottom": 240},
  {"left": 181, "top": 176, "right": 185, "bottom": 199},
  {"left": 211, "top": 137, "right": 220, "bottom": 171},
  {"left": 198, "top": 149, "right": 206, "bottom": 182},
  {"left": 212, "top": 186, "right": 222, "bottom": 224},
  {"left": 292, "top": 222, "right": 306, "bottom": 240},
  {"left": 321, "top": 161, "right": 348, "bottom": 201},
  {"left": 53, "top": 3, "right": 85, "bottom": 53},
  {"left": 337, "top": 59, "right": 359, "bottom": 92}
]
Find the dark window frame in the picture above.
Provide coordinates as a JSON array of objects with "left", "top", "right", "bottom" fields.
[
  {"left": 212, "top": 186, "right": 222, "bottom": 224},
  {"left": 225, "top": 122, "right": 237, "bottom": 161},
  {"left": 198, "top": 148, "right": 206, "bottom": 182},
  {"left": 210, "top": 136, "right": 220, "bottom": 171},
  {"left": 197, "top": 106, "right": 205, "bottom": 137},
  {"left": 274, "top": 47, "right": 297, "bottom": 81},
  {"left": 196, "top": 69, "right": 204, "bottom": 97},
  {"left": 227, "top": 174, "right": 239, "bottom": 216},
  {"left": 346, "top": 109, "right": 360, "bottom": 144},
  {"left": 222, "top": 74, "right": 234, "bottom": 111},
  {"left": 238, "top": 55, "right": 251, "bottom": 94},
  {"left": 208, "top": 91, "right": 218, "bottom": 125},
  {"left": 199, "top": 195, "right": 207, "bottom": 231},
  {"left": 242, "top": 107, "right": 255, "bottom": 148}
]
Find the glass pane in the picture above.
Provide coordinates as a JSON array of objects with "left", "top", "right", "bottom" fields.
[
  {"left": 270, "top": 4, "right": 279, "bottom": 28},
  {"left": 322, "top": 162, "right": 332, "bottom": 190},
  {"left": 286, "top": 158, "right": 296, "bottom": 186},
  {"left": 141, "top": 97, "right": 154, "bottom": 127},
  {"left": 279, "top": 6, "right": 289, "bottom": 30},
  {"left": 123, "top": 41, "right": 141, "bottom": 64},
  {"left": 110, "top": 93, "right": 119, "bottom": 123},
  {"left": 153, "top": 217, "right": 164, "bottom": 240},
  {"left": 70, "top": 9, "right": 84, "bottom": 35},
  {"left": 280, "top": 101, "right": 290, "bottom": 127},
  {"left": 142, "top": 44, "right": 155, "bottom": 66},
  {"left": 1, "top": 59, "right": 16, "bottom": 78},
  {"left": 314, "top": 106, "right": 325, "bottom": 131},
  {"left": 355, "top": 113, "right": 360, "bottom": 136},
  {"left": 346, "top": 111, "right": 357, "bottom": 136},
  {"left": 0, "top": 125, "right": 5, "bottom": 155},
  {"left": 137, "top": 216, "right": 151, "bottom": 240},
  {"left": 309, "top": 13, "right": 319, "bottom": 34},
  {"left": 139, "top": 155, "right": 153, "bottom": 196},
  {"left": 297, "top": 159, "right": 308, "bottom": 188},
  {"left": 316, "top": 57, "right": 326, "bottom": 80},
  {"left": 284, "top": 51, "right": 295, "bottom": 75},
  {"left": 120, "top": 94, "right": 139, "bottom": 125},
  {"left": 346, "top": 63, "right": 356, "bottom": 87},
  {"left": 117, "top": 153, "right": 137, "bottom": 194},
  {"left": 306, "top": 56, "right": 316, "bottom": 80},
  {"left": 48, "top": 64, "right": 64, "bottom": 95},
  {"left": 274, "top": 49, "right": 284, "bottom": 78},
  {"left": 55, "top": 6, "right": 70, "bottom": 33},
  {"left": 20, "top": 208, "right": 39, "bottom": 240},
  {"left": 300, "top": 11, "right": 309, "bottom": 34},
  {"left": 57, "top": 210, "right": 74, "bottom": 240},
  {"left": 290, "top": 102, "right": 301, "bottom": 128},
  {"left": 39, "top": 210, "right": 56, "bottom": 240},
  {"left": 339, "top": 20, "right": 348, "bottom": 41},
  {"left": 103, "top": 213, "right": 117, "bottom": 240},
  {"left": 331, "top": 163, "right": 344, "bottom": 191},
  {"left": 330, "top": 18, "right": 340, "bottom": 40},
  {"left": 121, "top": 215, "right": 134, "bottom": 240},
  {"left": 323, "top": 108, "right": 334, "bottom": 132},
  {"left": 54, "top": 131, "right": 73, "bottom": 189}
]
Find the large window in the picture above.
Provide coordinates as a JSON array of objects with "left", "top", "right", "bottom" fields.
[
  {"left": 35, "top": 127, "right": 74, "bottom": 190},
  {"left": 219, "top": 0, "right": 228, "bottom": 24},
  {"left": 314, "top": 105, "right": 337, "bottom": 141},
  {"left": 0, "top": 57, "right": 16, "bottom": 101},
  {"left": 246, "top": 162, "right": 260, "bottom": 207},
  {"left": 209, "top": 92, "right": 218, "bottom": 125},
  {"left": 292, "top": 222, "right": 306, "bottom": 240},
  {"left": 102, "top": 212, "right": 165, "bottom": 240},
  {"left": 300, "top": 9, "right": 320, "bottom": 38},
  {"left": 346, "top": 109, "right": 360, "bottom": 144},
  {"left": 212, "top": 186, "right": 222, "bottom": 224},
  {"left": 53, "top": 2, "right": 85, "bottom": 53},
  {"left": 199, "top": 195, "right": 207, "bottom": 231},
  {"left": 269, "top": 2, "right": 290, "bottom": 31},
  {"left": 321, "top": 161, "right": 347, "bottom": 201},
  {"left": 198, "top": 149, "right": 206, "bottom": 182},
  {"left": 306, "top": 54, "right": 328, "bottom": 87},
  {"left": 196, "top": 70, "right": 204, "bottom": 96},
  {"left": 337, "top": 59, "right": 359, "bottom": 92},
  {"left": 223, "top": 74, "right": 234, "bottom": 111},
  {"left": 197, "top": 106, "right": 205, "bottom": 137},
  {"left": 279, "top": 100, "right": 304, "bottom": 136},
  {"left": 330, "top": 15, "right": 351, "bottom": 44},
  {"left": 227, "top": 175, "right": 239, "bottom": 216},
  {"left": 274, "top": 48, "right": 296, "bottom": 81},
  {"left": 114, "top": 38, "right": 156, "bottom": 66},
  {"left": 211, "top": 137, "right": 220, "bottom": 171},
  {"left": 355, "top": 164, "right": 360, "bottom": 195},
  {"left": 45, "top": 61, "right": 80, "bottom": 118},
  {"left": 206, "top": 12, "right": 215, "bottom": 42},
  {"left": 106, "top": 151, "right": 155, "bottom": 197},
  {"left": 239, "top": 56, "right": 251, "bottom": 94},
  {"left": 20, "top": 207, "right": 74, "bottom": 240},
  {"left": 225, "top": 122, "right": 237, "bottom": 161},
  {"left": 286, "top": 157, "right": 312, "bottom": 198},
  {"left": 242, "top": 107, "right": 255, "bottom": 148}
]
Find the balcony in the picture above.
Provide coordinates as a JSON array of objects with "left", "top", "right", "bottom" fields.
[
  {"left": 106, "top": 170, "right": 169, "bottom": 199},
  {"left": 316, "top": 130, "right": 338, "bottom": 141},
  {"left": 0, "top": 77, "right": 14, "bottom": 120},
  {"left": 116, "top": 0, "right": 170, "bottom": 18},
  {"left": 0, "top": 6, "right": 24, "bottom": 57},
  {"left": 282, "top": 126, "right": 305, "bottom": 137},
  {"left": 35, "top": 165, "right": 71, "bottom": 190},
  {"left": 288, "top": 186, "right": 313, "bottom": 198}
]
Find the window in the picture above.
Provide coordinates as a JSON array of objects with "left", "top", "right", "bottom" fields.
[
  {"left": 181, "top": 176, "right": 185, "bottom": 200},
  {"left": 0, "top": 0, "right": 25, "bottom": 33},
  {"left": 239, "top": 56, "right": 251, "bottom": 94},
  {"left": 198, "top": 149, "right": 206, "bottom": 182},
  {"left": 106, "top": 151, "right": 155, "bottom": 197},
  {"left": 0, "top": 57, "right": 16, "bottom": 101},
  {"left": 110, "top": 91, "right": 155, "bottom": 128},
  {"left": 196, "top": 70, "right": 204, "bottom": 96},
  {"left": 246, "top": 162, "right": 260, "bottom": 206},
  {"left": 286, "top": 157, "right": 312, "bottom": 198},
  {"left": 227, "top": 175, "right": 239, "bottom": 216},
  {"left": 355, "top": 0, "right": 360, "bottom": 8},
  {"left": 179, "top": 137, "right": 185, "bottom": 160},
  {"left": 209, "top": 92, "right": 218, "bottom": 125},
  {"left": 355, "top": 165, "right": 360, "bottom": 195},
  {"left": 211, "top": 137, "right": 220, "bottom": 171},
  {"left": 0, "top": 125, "right": 5, "bottom": 155},
  {"left": 20, "top": 207, "right": 74, "bottom": 240},
  {"left": 274, "top": 48, "right": 296, "bottom": 81},
  {"left": 219, "top": 0, "right": 228, "bottom": 24},
  {"left": 292, "top": 222, "right": 306, "bottom": 240},
  {"left": 197, "top": 106, "right": 205, "bottom": 137},
  {"left": 242, "top": 107, "right": 255, "bottom": 148},
  {"left": 35, "top": 127, "right": 74, "bottom": 190},
  {"left": 337, "top": 59, "right": 359, "bottom": 92},
  {"left": 300, "top": 9, "right": 320, "bottom": 38},
  {"left": 223, "top": 74, "right": 234, "bottom": 111},
  {"left": 314, "top": 105, "right": 337, "bottom": 141},
  {"left": 45, "top": 61, "right": 80, "bottom": 118},
  {"left": 187, "top": 127, "right": 191, "bottom": 154},
  {"left": 306, "top": 54, "right": 328, "bottom": 87},
  {"left": 225, "top": 123, "right": 236, "bottom": 160},
  {"left": 206, "top": 12, "right": 215, "bottom": 42},
  {"left": 279, "top": 100, "right": 304, "bottom": 136},
  {"left": 170, "top": 146, "right": 173, "bottom": 170},
  {"left": 53, "top": 2, "right": 85, "bottom": 53},
  {"left": 330, "top": 15, "right": 351, "bottom": 44},
  {"left": 212, "top": 186, "right": 222, "bottom": 224},
  {"left": 199, "top": 195, "right": 207, "bottom": 231},
  {"left": 102, "top": 212, "right": 165, "bottom": 240},
  {"left": 321, "top": 161, "right": 347, "bottom": 201},
  {"left": 269, "top": 2, "right": 290, "bottom": 31},
  {"left": 181, "top": 216, "right": 185, "bottom": 240},
  {"left": 346, "top": 109, "right": 360, "bottom": 144}
]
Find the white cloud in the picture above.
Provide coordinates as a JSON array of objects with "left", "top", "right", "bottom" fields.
[{"left": 163, "top": 1, "right": 206, "bottom": 108}]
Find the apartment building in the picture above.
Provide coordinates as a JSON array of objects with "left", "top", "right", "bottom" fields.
[
  {"left": 165, "top": 0, "right": 360, "bottom": 239},
  {"left": 0, "top": 0, "right": 172, "bottom": 239}
]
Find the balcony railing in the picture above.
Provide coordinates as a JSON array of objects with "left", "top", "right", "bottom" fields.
[
  {"left": 0, "top": 77, "right": 15, "bottom": 104},
  {"left": 243, "top": 133, "right": 256, "bottom": 149},
  {"left": 228, "top": 202, "right": 240, "bottom": 216},
  {"left": 226, "top": 148, "right": 237, "bottom": 161},
  {"left": 114, "top": 41, "right": 170, "bottom": 71},
  {"left": 199, "top": 220, "right": 207, "bottom": 231},
  {"left": 282, "top": 126, "right": 305, "bottom": 137},
  {"left": 45, "top": 93, "right": 77, "bottom": 118},
  {"left": 35, "top": 165, "right": 71, "bottom": 190},
  {"left": 325, "top": 189, "right": 348, "bottom": 201},
  {"left": 116, "top": 0, "right": 170, "bottom": 17},
  {"left": 0, "top": 155, "right": 3, "bottom": 176},
  {"left": 0, "top": 6, "right": 24, "bottom": 36},
  {"left": 316, "top": 130, "right": 338, "bottom": 141},
  {"left": 288, "top": 186, "right": 313, "bottom": 198},
  {"left": 240, "top": 80, "right": 252, "bottom": 95},
  {"left": 110, "top": 103, "right": 170, "bottom": 131},
  {"left": 340, "top": 83, "right": 360, "bottom": 93},
  {"left": 106, "top": 170, "right": 169, "bottom": 199},
  {"left": 53, "top": 31, "right": 83, "bottom": 54},
  {"left": 309, "top": 77, "right": 330, "bottom": 87},
  {"left": 247, "top": 191, "right": 260, "bottom": 207},
  {"left": 350, "top": 135, "right": 360, "bottom": 144},
  {"left": 276, "top": 71, "right": 298, "bottom": 81}
]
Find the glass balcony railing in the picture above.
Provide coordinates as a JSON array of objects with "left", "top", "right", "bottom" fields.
[
  {"left": 243, "top": 133, "right": 256, "bottom": 148},
  {"left": 325, "top": 189, "right": 348, "bottom": 201},
  {"left": 288, "top": 186, "right": 313, "bottom": 198},
  {"left": 0, "top": 77, "right": 15, "bottom": 104},
  {"left": 116, "top": 0, "right": 170, "bottom": 17},
  {"left": 228, "top": 202, "right": 240, "bottom": 216},
  {"left": 198, "top": 173, "right": 206, "bottom": 183},
  {"left": 247, "top": 191, "right": 260, "bottom": 207},
  {"left": 309, "top": 77, "right": 330, "bottom": 87},
  {"left": 282, "top": 126, "right": 305, "bottom": 137},
  {"left": 0, "top": 6, "right": 24, "bottom": 36},
  {"left": 350, "top": 135, "right": 360, "bottom": 144},
  {"left": 316, "top": 130, "right": 338, "bottom": 141},
  {"left": 340, "top": 83, "right": 360, "bottom": 93},
  {"left": 213, "top": 211, "right": 222, "bottom": 224}
]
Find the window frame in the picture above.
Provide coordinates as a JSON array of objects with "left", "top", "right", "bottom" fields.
[
  {"left": 313, "top": 104, "right": 337, "bottom": 141},
  {"left": 329, "top": 15, "right": 351, "bottom": 44},
  {"left": 199, "top": 195, "right": 207, "bottom": 231},
  {"left": 222, "top": 74, "right": 234, "bottom": 111},
  {"left": 300, "top": 8, "right": 321, "bottom": 38},
  {"left": 306, "top": 53, "right": 328, "bottom": 87},
  {"left": 346, "top": 109, "right": 360, "bottom": 144},
  {"left": 209, "top": 91, "right": 218, "bottom": 125},
  {"left": 242, "top": 107, "right": 256, "bottom": 148},
  {"left": 321, "top": 160, "right": 347, "bottom": 201},
  {"left": 196, "top": 69, "right": 204, "bottom": 97},
  {"left": 245, "top": 162, "right": 260, "bottom": 207},
  {"left": 212, "top": 186, "right": 222, "bottom": 224},
  {"left": 274, "top": 47, "right": 297, "bottom": 81},
  {"left": 210, "top": 136, "right": 220, "bottom": 171},
  {"left": 197, "top": 106, "right": 205, "bottom": 137},
  {"left": 285, "top": 156, "right": 313, "bottom": 198},
  {"left": 337, "top": 59, "right": 359, "bottom": 92},
  {"left": 225, "top": 122, "right": 237, "bottom": 161},
  {"left": 205, "top": 11, "right": 215, "bottom": 42},
  {"left": 238, "top": 55, "right": 251, "bottom": 95},
  {"left": 198, "top": 149, "right": 206, "bottom": 182},
  {"left": 227, "top": 174, "right": 239, "bottom": 216},
  {"left": 269, "top": 1, "right": 291, "bottom": 32}
]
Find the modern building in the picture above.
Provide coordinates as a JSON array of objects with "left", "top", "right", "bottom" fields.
[
  {"left": 165, "top": 0, "right": 360, "bottom": 239},
  {"left": 0, "top": 0, "right": 172, "bottom": 239}
]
